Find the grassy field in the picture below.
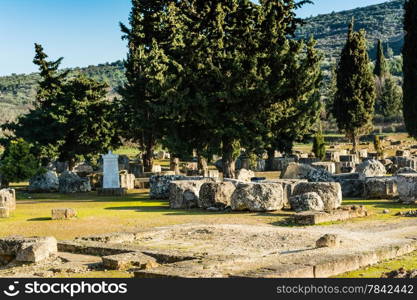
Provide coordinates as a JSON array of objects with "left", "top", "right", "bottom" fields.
[
  {"left": 0, "top": 186, "right": 294, "bottom": 240},
  {"left": 2, "top": 184, "right": 417, "bottom": 240},
  {"left": 3, "top": 174, "right": 417, "bottom": 278},
  {"left": 336, "top": 251, "right": 417, "bottom": 278}
]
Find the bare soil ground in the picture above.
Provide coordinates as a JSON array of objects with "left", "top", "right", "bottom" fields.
[{"left": 2, "top": 217, "right": 417, "bottom": 278}]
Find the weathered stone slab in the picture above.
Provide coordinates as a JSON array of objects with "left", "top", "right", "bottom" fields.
[
  {"left": 289, "top": 192, "right": 324, "bottom": 212},
  {"left": 0, "top": 207, "right": 10, "bottom": 218},
  {"left": 292, "top": 182, "right": 342, "bottom": 211},
  {"left": 231, "top": 182, "right": 284, "bottom": 212},
  {"left": 333, "top": 173, "right": 364, "bottom": 198},
  {"left": 51, "top": 208, "right": 77, "bottom": 220},
  {"left": 102, "top": 252, "right": 159, "bottom": 270},
  {"left": 325, "top": 151, "right": 340, "bottom": 163},
  {"left": 0, "top": 189, "right": 16, "bottom": 211},
  {"left": 198, "top": 182, "right": 235, "bottom": 209},
  {"left": 102, "top": 151, "right": 120, "bottom": 189},
  {"left": 29, "top": 171, "right": 59, "bottom": 193},
  {"left": 316, "top": 234, "right": 341, "bottom": 248},
  {"left": 0, "top": 236, "right": 57, "bottom": 263},
  {"left": 263, "top": 179, "right": 308, "bottom": 208},
  {"left": 364, "top": 177, "right": 398, "bottom": 199},
  {"left": 150, "top": 175, "right": 210, "bottom": 199},
  {"left": 281, "top": 163, "right": 334, "bottom": 182},
  {"left": 134, "top": 178, "right": 150, "bottom": 189},
  {"left": 235, "top": 169, "right": 255, "bottom": 182},
  {"left": 59, "top": 171, "right": 91, "bottom": 193},
  {"left": 397, "top": 174, "right": 417, "bottom": 203},
  {"left": 169, "top": 180, "right": 212, "bottom": 209},
  {"left": 293, "top": 206, "right": 369, "bottom": 225},
  {"left": 356, "top": 159, "right": 387, "bottom": 179},
  {"left": 120, "top": 172, "right": 135, "bottom": 190},
  {"left": 312, "top": 162, "right": 336, "bottom": 174}
]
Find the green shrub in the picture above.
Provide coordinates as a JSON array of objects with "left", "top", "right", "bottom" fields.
[{"left": 0, "top": 139, "right": 41, "bottom": 187}]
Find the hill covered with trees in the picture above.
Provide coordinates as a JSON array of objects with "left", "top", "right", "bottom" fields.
[{"left": 0, "top": 61, "right": 125, "bottom": 125}]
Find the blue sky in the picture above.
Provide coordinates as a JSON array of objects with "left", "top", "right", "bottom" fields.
[{"left": 0, "top": 0, "right": 388, "bottom": 76}]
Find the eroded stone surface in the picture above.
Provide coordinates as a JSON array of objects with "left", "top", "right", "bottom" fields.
[
  {"left": 0, "top": 189, "right": 15, "bottom": 211},
  {"left": 169, "top": 180, "right": 212, "bottom": 209},
  {"left": 29, "top": 171, "right": 59, "bottom": 193},
  {"left": 356, "top": 160, "right": 387, "bottom": 179},
  {"left": 0, "top": 237, "right": 57, "bottom": 263},
  {"left": 289, "top": 192, "right": 324, "bottom": 212},
  {"left": 292, "top": 182, "right": 342, "bottom": 211},
  {"left": 231, "top": 182, "right": 284, "bottom": 212},
  {"left": 198, "top": 182, "right": 235, "bottom": 209},
  {"left": 51, "top": 208, "right": 77, "bottom": 220},
  {"left": 281, "top": 163, "right": 334, "bottom": 182}
]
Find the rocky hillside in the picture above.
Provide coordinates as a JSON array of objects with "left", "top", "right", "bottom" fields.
[{"left": 296, "top": 0, "right": 404, "bottom": 62}]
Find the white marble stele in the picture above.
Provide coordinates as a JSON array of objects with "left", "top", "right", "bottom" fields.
[{"left": 102, "top": 151, "right": 120, "bottom": 189}]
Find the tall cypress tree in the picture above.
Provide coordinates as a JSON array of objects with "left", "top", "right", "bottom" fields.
[
  {"left": 403, "top": 0, "right": 417, "bottom": 138},
  {"left": 374, "top": 40, "right": 388, "bottom": 78},
  {"left": 332, "top": 19, "right": 376, "bottom": 151}
]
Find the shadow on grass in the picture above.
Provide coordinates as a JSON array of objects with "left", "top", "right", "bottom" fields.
[
  {"left": 27, "top": 217, "right": 52, "bottom": 222},
  {"left": 344, "top": 198, "right": 417, "bottom": 210},
  {"left": 16, "top": 191, "right": 153, "bottom": 204}
]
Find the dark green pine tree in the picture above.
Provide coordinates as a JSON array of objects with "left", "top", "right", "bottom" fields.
[
  {"left": 1, "top": 44, "right": 67, "bottom": 161},
  {"left": 54, "top": 75, "right": 121, "bottom": 170},
  {"left": 173, "top": 0, "right": 320, "bottom": 178},
  {"left": 118, "top": 0, "right": 181, "bottom": 172},
  {"left": 170, "top": 0, "right": 262, "bottom": 178},
  {"left": 403, "top": 0, "right": 417, "bottom": 138},
  {"left": 255, "top": 0, "right": 322, "bottom": 168},
  {"left": 374, "top": 39, "right": 388, "bottom": 78},
  {"left": 2, "top": 45, "right": 120, "bottom": 170},
  {"left": 332, "top": 19, "right": 376, "bottom": 151}
]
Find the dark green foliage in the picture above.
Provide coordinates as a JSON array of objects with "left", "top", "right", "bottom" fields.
[
  {"left": 163, "top": 0, "right": 321, "bottom": 177},
  {"left": 0, "top": 139, "right": 41, "bottom": 187},
  {"left": 118, "top": 0, "right": 183, "bottom": 171},
  {"left": 312, "top": 130, "right": 326, "bottom": 160},
  {"left": 374, "top": 39, "right": 402, "bottom": 119},
  {"left": 377, "top": 76, "right": 403, "bottom": 118},
  {"left": 332, "top": 20, "right": 376, "bottom": 150},
  {"left": 2, "top": 45, "right": 120, "bottom": 169},
  {"left": 403, "top": 0, "right": 417, "bottom": 138},
  {"left": 373, "top": 135, "right": 384, "bottom": 158},
  {"left": 374, "top": 40, "right": 389, "bottom": 78}
]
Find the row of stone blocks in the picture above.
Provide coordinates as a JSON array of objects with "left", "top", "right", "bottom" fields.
[
  {"left": 335, "top": 173, "right": 417, "bottom": 202},
  {"left": 0, "top": 189, "right": 16, "bottom": 218},
  {"left": 0, "top": 236, "right": 57, "bottom": 264},
  {"left": 168, "top": 179, "right": 343, "bottom": 212}
]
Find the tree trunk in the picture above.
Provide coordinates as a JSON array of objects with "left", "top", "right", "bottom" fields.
[
  {"left": 170, "top": 157, "right": 180, "bottom": 175},
  {"left": 265, "top": 148, "right": 275, "bottom": 171},
  {"left": 68, "top": 159, "right": 76, "bottom": 172},
  {"left": 143, "top": 140, "right": 155, "bottom": 172},
  {"left": 197, "top": 154, "right": 208, "bottom": 176},
  {"left": 352, "top": 134, "right": 359, "bottom": 153},
  {"left": 222, "top": 139, "right": 236, "bottom": 179}
]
